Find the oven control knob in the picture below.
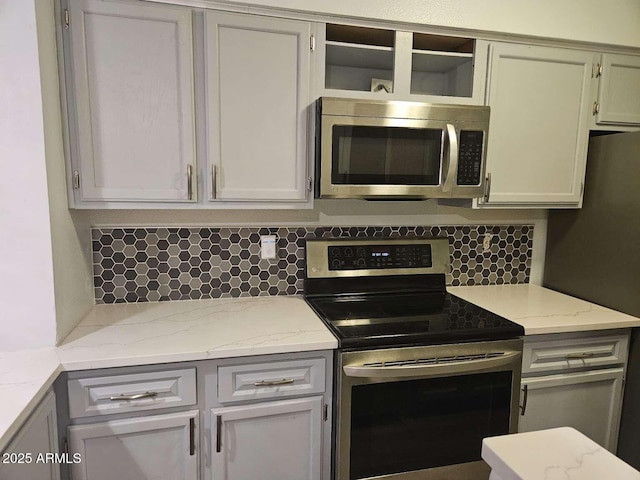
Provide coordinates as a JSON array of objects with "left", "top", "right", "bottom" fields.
[
  {"left": 356, "top": 247, "right": 366, "bottom": 257},
  {"left": 331, "top": 259, "right": 342, "bottom": 269},
  {"left": 356, "top": 258, "right": 366, "bottom": 268},
  {"left": 344, "top": 247, "right": 353, "bottom": 257}
]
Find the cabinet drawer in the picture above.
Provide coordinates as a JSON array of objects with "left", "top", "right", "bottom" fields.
[
  {"left": 522, "top": 334, "right": 629, "bottom": 375},
  {"left": 68, "top": 368, "right": 196, "bottom": 419},
  {"left": 218, "top": 358, "right": 325, "bottom": 403}
]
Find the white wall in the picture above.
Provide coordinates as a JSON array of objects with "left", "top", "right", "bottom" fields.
[
  {"left": 35, "top": 0, "right": 95, "bottom": 344},
  {"left": 0, "top": 0, "right": 57, "bottom": 351},
  {"left": 212, "top": 0, "right": 640, "bottom": 48}
]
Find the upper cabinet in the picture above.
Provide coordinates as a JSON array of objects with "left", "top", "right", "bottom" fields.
[
  {"left": 477, "top": 43, "right": 597, "bottom": 208},
  {"left": 316, "top": 23, "right": 487, "bottom": 104},
  {"left": 593, "top": 53, "right": 640, "bottom": 126},
  {"left": 204, "top": 12, "right": 311, "bottom": 202},
  {"left": 65, "top": 0, "right": 196, "bottom": 203},
  {"left": 61, "top": 2, "right": 313, "bottom": 208}
]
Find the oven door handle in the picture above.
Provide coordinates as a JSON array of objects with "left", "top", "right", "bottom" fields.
[{"left": 343, "top": 351, "right": 521, "bottom": 378}]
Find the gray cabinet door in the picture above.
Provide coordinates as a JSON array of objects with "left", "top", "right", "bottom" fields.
[
  {"left": 0, "top": 392, "right": 59, "bottom": 480},
  {"left": 211, "top": 396, "right": 323, "bottom": 480},
  {"left": 519, "top": 368, "right": 624, "bottom": 452},
  {"left": 68, "top": 410, "right": 199, "bottom": 480},
  {"left": 205, "top": 12, "right": 310, "bottom": 202},
  {"left": 68, "top": 0, "right": 196, "bottom": 202},
  {"left": 481, "top": 43, "right": 597, "bottom": 207},
  {"left": 596, "top": 53, "right": 640, "bottom": 125}
]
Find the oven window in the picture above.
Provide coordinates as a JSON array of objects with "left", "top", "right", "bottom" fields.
[
  {"left": 349, "top": 371, "right": 511, "bottom": 479},
  {"left": 331, "top": 126, "right": 443, "bottom": 185}
]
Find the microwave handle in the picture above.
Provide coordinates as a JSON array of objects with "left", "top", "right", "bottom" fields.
[{"left": 442, "top": 124, "right": 458, "bottom": 193}]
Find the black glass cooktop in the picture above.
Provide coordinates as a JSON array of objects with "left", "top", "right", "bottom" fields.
[{"left": 305, "top": 291, "right": 524, "bottom": 349}]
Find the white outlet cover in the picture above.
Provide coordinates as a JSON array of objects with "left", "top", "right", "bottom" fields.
[{"left": 261, "top": 235, "right": 277, "bottom": 259}]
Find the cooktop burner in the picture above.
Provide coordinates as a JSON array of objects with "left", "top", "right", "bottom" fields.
[
  {"left": 304, "top": 238, "right": 524, "bottom": 350},
  {"left": 306, "top": 291, "right": 522, "bottom": 349}
]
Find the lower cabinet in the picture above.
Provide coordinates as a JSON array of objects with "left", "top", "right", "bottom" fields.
[
  {"left": 60, "top": 351, "right": 333, "bottom": 480},
  {"left": 519, "top": 368, "right": 624, "bottom": 451},
  {"left": 0, "top": 391, "right": 59, "bottom": 480},
  {"left": 68, "top": 410, "right": 199, "bottom": 480},
  {"left": 211, "top": 397, "right": 323, "bottom": 480},
  {"left": 518, "top": 331, "right": 629, "bottom": 451},
  {"left": 203, "top": 351, "right": 333, "bottom": 480}
]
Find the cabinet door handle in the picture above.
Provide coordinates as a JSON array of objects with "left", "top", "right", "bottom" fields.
[
  {"left": 109, "top": 391, "right": 158, "bottom": 401},
  {"left": 253, "top": 378, "right": 295, "bottom": 387},
  {"left": 519, "top": 384, "right": 528, "bottom": 416},
  {"left": 187, "top": 164, "right": 193, "bottom": 200},
  {"left": 484, "top": 172, "right": 492, "bottom": 202},
  {"left": 211, "top": 165, "right": 217, "bottom": 199},
  {"left": 189, "top": 417, "right": 195, "bottom": 456},
  {"left": 565, "top": 352, "right": 596, "bottom": 360},
  {"left": 216, "top": 415, "right": 222, "bottom": 453}
]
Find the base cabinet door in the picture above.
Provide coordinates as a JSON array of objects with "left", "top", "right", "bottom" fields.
[
  {"left": 212, "top": 396, "right": 323, "bottom": 480},
  {"left": 68, "top": 410, "right": 198, "bottom": 480},
  {"left": 519, "top": 368, "right": 624, "bottom": 451},
  {"left": 481, "top": 42, "right": 596, "bottom": 207},
  {"left": 0, "top": 392, "right": 59, "bottom": 480}
]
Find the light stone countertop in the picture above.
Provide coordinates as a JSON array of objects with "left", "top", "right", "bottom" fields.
[
  {"left": 448, "top": 284, "right": 640, "bottom": 335},
  {"left": 2, "top": 286, "right": 639, "bottom": 453},
  {"left": 0, "top": 296, "right": 336, "bottom": 452},
  {"left": 482, "top": 427, "right": 640, "bottom": 479}
]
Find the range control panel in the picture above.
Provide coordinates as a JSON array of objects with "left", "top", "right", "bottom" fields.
[
  {"left": 456, "top": 130, "right": 484, "bottom": 186},
  {"left": 328, "top": 244, "right": 432, "bottom": 270}
]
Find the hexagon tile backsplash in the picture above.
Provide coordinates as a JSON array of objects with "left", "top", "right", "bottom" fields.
[{"left": 92, "top": 225, "right": 533, "bottom": 304}]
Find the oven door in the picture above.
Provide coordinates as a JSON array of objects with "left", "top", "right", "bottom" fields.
[{"left": 335, "top": 339, "right": 523, "bottom": 480}]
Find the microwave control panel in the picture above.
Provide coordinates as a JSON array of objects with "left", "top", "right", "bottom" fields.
[
  {"left": 457, "top": 130, "right": 484, "bottom": 186},
  {"left": 327, "top": 244, "right": 432, "bottom": 270}
]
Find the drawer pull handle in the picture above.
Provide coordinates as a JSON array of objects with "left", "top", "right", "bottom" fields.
[
  {"left": 565, "top": 352, "right": 596, "bottom": 360},
  {"left": 253, "top": 378, "right": 295, "bottom": 387},
  {"left": 109, "top": 391, "right": 159, "bottom": 401}
]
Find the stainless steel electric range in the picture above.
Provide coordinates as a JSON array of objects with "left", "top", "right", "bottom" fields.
[{"left": 303, "top": 237, "right": 524, "bottom": 480}]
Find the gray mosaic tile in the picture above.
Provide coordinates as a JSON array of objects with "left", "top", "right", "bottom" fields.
[{"left": 92, "top": 225, "right": 534, "bottom": 303}]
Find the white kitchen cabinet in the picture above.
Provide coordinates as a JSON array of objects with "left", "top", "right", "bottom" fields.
[
  {"left": 594, "top": 53, "right": 640, "bottom": 126},
  {"left": 65, "top": 0, "right": 196, "bottom": 204},
  {"left": 518, "top": 331, "right": 629, "bottom": 452},
  {"left": 204, "top": 12, "right": 312, "bottom": 202},
  {"left": 203, "top": 351, "right": 333, "bottom": 480},
  {"left": 211, "top": 397, "right": 323, "bottom": 480},
  {"left": 316, "top": 23, "right": 487, "bottom": 104},
  {"left": 0, "top": 391, "right": 59, "bottom": 480},
  {"left": 519, "top": 369, "right": 624, "bottom": 451},
  {"left": 68, "top": 410, "right": 199, "bottom": 480},
  {"left": 478, "top": 42, "right": 597, "bottom": 207}
]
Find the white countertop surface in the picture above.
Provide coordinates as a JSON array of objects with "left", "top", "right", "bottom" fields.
[
  {"left": 448, "top": 284, "right": 640, "bottom": 335},
  {"left": 0, "top": 296, "right": 336, "bottom": 452},
  {"left": 1, "top": 285, "right": 639, "bottom": 453},
  {"left": 482, "top": 427, "right": 640, "bottom": 479}
]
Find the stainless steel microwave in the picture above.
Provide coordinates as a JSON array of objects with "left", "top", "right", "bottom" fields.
[{"left": 315, "top": 97, "right": 490, "bottom": 199}]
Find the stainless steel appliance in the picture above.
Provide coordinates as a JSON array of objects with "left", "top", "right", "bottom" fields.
[
  {"left": 544, "top": 131, "right": 640, "bottom": 468},
  {"left": 315, "top": 98, "right": 490, "bottom": 200},
  {"left": 304, "top": 238, "right": 524, "bottom": 480}
]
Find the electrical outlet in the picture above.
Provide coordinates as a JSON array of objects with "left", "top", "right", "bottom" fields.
[
  {"left": 483, "top": 234, "right": 493, "bottom": 253},
  {"left": 261, "top": 235, "right": 277, "bottom": 259}
]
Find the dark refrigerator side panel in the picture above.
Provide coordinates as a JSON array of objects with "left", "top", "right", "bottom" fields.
[{"left": 544, "top": 131, "right": 640, "bottom": 467}]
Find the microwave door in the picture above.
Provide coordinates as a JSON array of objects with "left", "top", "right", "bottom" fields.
[{"left": 319, "top": 115, "right": 448, "bottom": 199}]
